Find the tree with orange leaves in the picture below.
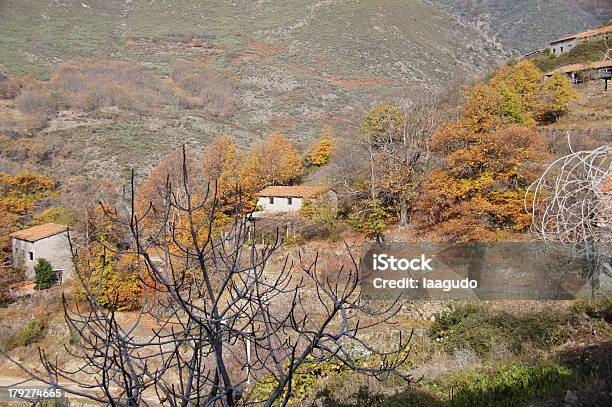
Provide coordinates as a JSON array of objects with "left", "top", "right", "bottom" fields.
[
  {"left": 201, "top": 135, "right": 240, "bottom": 195},
  {"left": 421, "top": 124, "right": 546, "bottom": 240},
  {"left": 417, "top": 60, "right": 577, "bottom": 240},
  {"left": 136, "top": 148, "right": 197, "bottom": 216}
]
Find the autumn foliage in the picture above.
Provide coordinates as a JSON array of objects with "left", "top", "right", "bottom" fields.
[
  {"left": 422, "top": 124, "right": 545, "bottom": 239},
  {"left": 417, "top": 60, "right": 575, "bottom": 240},
  {"left": 306, "top": 136, "right": 335, "bottom": 167},
  {"left": 0, "top": 172, "right": 56, "bottom": 254},
  {"left": 239, "top": 132, "right": 303, "bottom": 193}
]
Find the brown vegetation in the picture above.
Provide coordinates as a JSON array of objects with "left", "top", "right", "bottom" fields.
[
  {"left": 0, "top": 77, "right": 20, "bottom": 99},
  {"left": 11, "top": 58, "right": 238, "bottom": 129}
]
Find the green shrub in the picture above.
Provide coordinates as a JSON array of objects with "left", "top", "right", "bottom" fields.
[
  {"left": 34, "top": 258, "right": 54, "bottom": 290},
  {"left": 446, "top": 362, "right": 575, "bottom": 407},
  {"left": 249, "top": 358, "right": 352, "bottom": 405},
  {"left": 572, "top": 297, "right": 612, "bottom": 323},
  {"left": 5, "top": 319, "right": 45, "bottom": 350},
  {"left": 349, "top": 199, "right": 392, "bottom": 240},
  {"left": 316, "top": 362, "right": 577, "bottom": 407},
  {"left": 428, "top": 303, "right": 572, "bottom": 356}
]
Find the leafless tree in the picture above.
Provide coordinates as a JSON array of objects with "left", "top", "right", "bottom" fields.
[
  {"left": 363, "top": 96, "right": 445, "bottom": 226},
  {"left": 527, "top": 134, "right": 611, "bottom": 289},
  {"left": 600, "top": 39, "right": 611, "bottom": 61},
  {"left": 3, "top": 147, "right": 414, "bottom": 406}
]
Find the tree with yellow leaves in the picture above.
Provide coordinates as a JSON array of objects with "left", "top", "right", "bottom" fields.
[
  {"left": 537, "top": 72, "right": 580, "bottom": 123},
  {"left": 239, "top": 132, "right": 302, "bottom": 193},
  {"left": 306, "top": 135, "right": 335, "bottom": 167},
  {"left": 490, "top": 59, "right": 543, "bottom": 125},
  {"left": 201, "top": 135, "right": 240, "bottom": 194}
]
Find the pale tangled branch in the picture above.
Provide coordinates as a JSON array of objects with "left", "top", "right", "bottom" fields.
[{"left": 527, "top": 135, "right": 611, "bottom": 257}]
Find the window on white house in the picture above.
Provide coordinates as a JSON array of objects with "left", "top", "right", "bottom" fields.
[
  {"left": 560, "top": 46, "right": 563, "bottom": 52},
  {"left": 552, "top": 48, "right": 556, "bottom": 54},
  {"left": 269, "top": 197, "right": 274, "bottom": 204},
  {"left": 288, "top": 197, "right": 293, "bottom": 205},
  {"left": 29, "top": 251, "right": 33, "bottom": 261}
]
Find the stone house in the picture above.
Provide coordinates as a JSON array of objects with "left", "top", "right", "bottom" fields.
[
  {"left": 547, "top": 25, "right": 612, "bottom": 55},
  {"left": 10, "top": 223, "right": 74, "bottom": 284},
  {"left": 253, "top": 185, "right": 337, "bottom": 217}
]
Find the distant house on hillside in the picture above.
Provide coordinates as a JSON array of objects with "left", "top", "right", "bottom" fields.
[
  {"left": 252, "top": 185, "right": 337, "bottom": 218},
  {"left": 525, "top": 25, "right": 612, "bottom": 57},
  {"left": 548, "top": 25, "right": 612, "bottom": 55},
  {"left": 546, "top": 60, "right": 612, "bottom": 88},
  {"left": 10, "top": 223, "right": 74, "bottom": 284}
]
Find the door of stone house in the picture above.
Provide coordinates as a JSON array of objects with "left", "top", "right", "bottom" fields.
[{"left": 53, "top": 269, "right": 64, "bottom": 285}]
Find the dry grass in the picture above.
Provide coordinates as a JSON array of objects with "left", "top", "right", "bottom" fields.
[
  {"left": 10, "top": 58, "right": 238, "bottom": 129},
  {"left": 170, "top": 61, "right": 237, "bottom": 117}
]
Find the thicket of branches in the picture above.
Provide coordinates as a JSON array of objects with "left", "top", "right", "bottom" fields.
[
  {"left": 3, "top": 149, "right": 413, "bottom": 406},
  {"left": 528, "top": 136, "right": 611, "bottom": 288}
]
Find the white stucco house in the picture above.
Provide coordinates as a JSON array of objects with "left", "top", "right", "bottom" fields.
[
  {"left": 252, "top": 185, "right": 337, "bottom": 218},
  {"left": 10, "top": 223, "right": 74, "bottom": 284}
]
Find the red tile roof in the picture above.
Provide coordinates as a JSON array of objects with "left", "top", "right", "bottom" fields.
[
  {"left": 9, "top": 223, "right": 69, "bottom": 242},
  {"left": 551, "top": 25, "right": 612, "bottom": 44},
  {"left": 546, "top": 60, "right": 612, "bottom": 75},
  {"left": 256, "top": 185, "right": 326, "bottom": 198}
]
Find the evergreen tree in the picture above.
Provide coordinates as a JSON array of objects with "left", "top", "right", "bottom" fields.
[{"left": 34, "top": 258, "right": 54, "bottom": 290}]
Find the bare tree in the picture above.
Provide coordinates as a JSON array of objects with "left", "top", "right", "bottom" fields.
[
  {"left": 527, "top": 134, "right": 611, "bottom": 290},
  {"left": 3, "top": 147, "right": 414, "bottom": 406}
]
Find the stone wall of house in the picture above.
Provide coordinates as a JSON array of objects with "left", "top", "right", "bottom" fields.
[
  {"left": 12, "top": 238, "right": 35, "bottom": 276},
  {"left": 33, "top": 233, "right": 74, "bottom": 283},
  {"left": 549, "top": 38, "right": 576, "bottom": 54}
]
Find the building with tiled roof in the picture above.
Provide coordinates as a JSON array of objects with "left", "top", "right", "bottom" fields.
[
  {"left": 9, "top": 223, "right": 68, "bottom": 242},
  {"left": 547, "top": 24, "right": 612, "bottom": 55},
  {"left": 546, "top": 60, "right": 612, "bottom": 75},
  {"left": 10, "top": 223, "right": 74, "bottom": 284},
  {"left": 545, "top": 60, "right": 612, "bottom": 88},
  {"left": 256, "top": 185, "right": 326, "bottom": 199},
  {"left": 253, "top": 185, "right": 336, "bottom": 218}
]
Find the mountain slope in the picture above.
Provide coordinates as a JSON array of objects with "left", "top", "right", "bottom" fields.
[
  {"left": 0, "top": 0, "right": 510, "bottom": 183},
  {"left": 431, "top": 0, "right": 611, "bottom": 55},
  {"left": 9, "top": 0, "right": 606, "bottom": 189}
]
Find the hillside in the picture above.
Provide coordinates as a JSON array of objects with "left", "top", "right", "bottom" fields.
[
  {"left": 0, "top": 1, "right": 607, "bottom": 201},
  {"left": 0, "top": 0, "right": 514, "bottom": 184},
  {"left": 432, "top": 0, "right": 611, "bottom": 54}
]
